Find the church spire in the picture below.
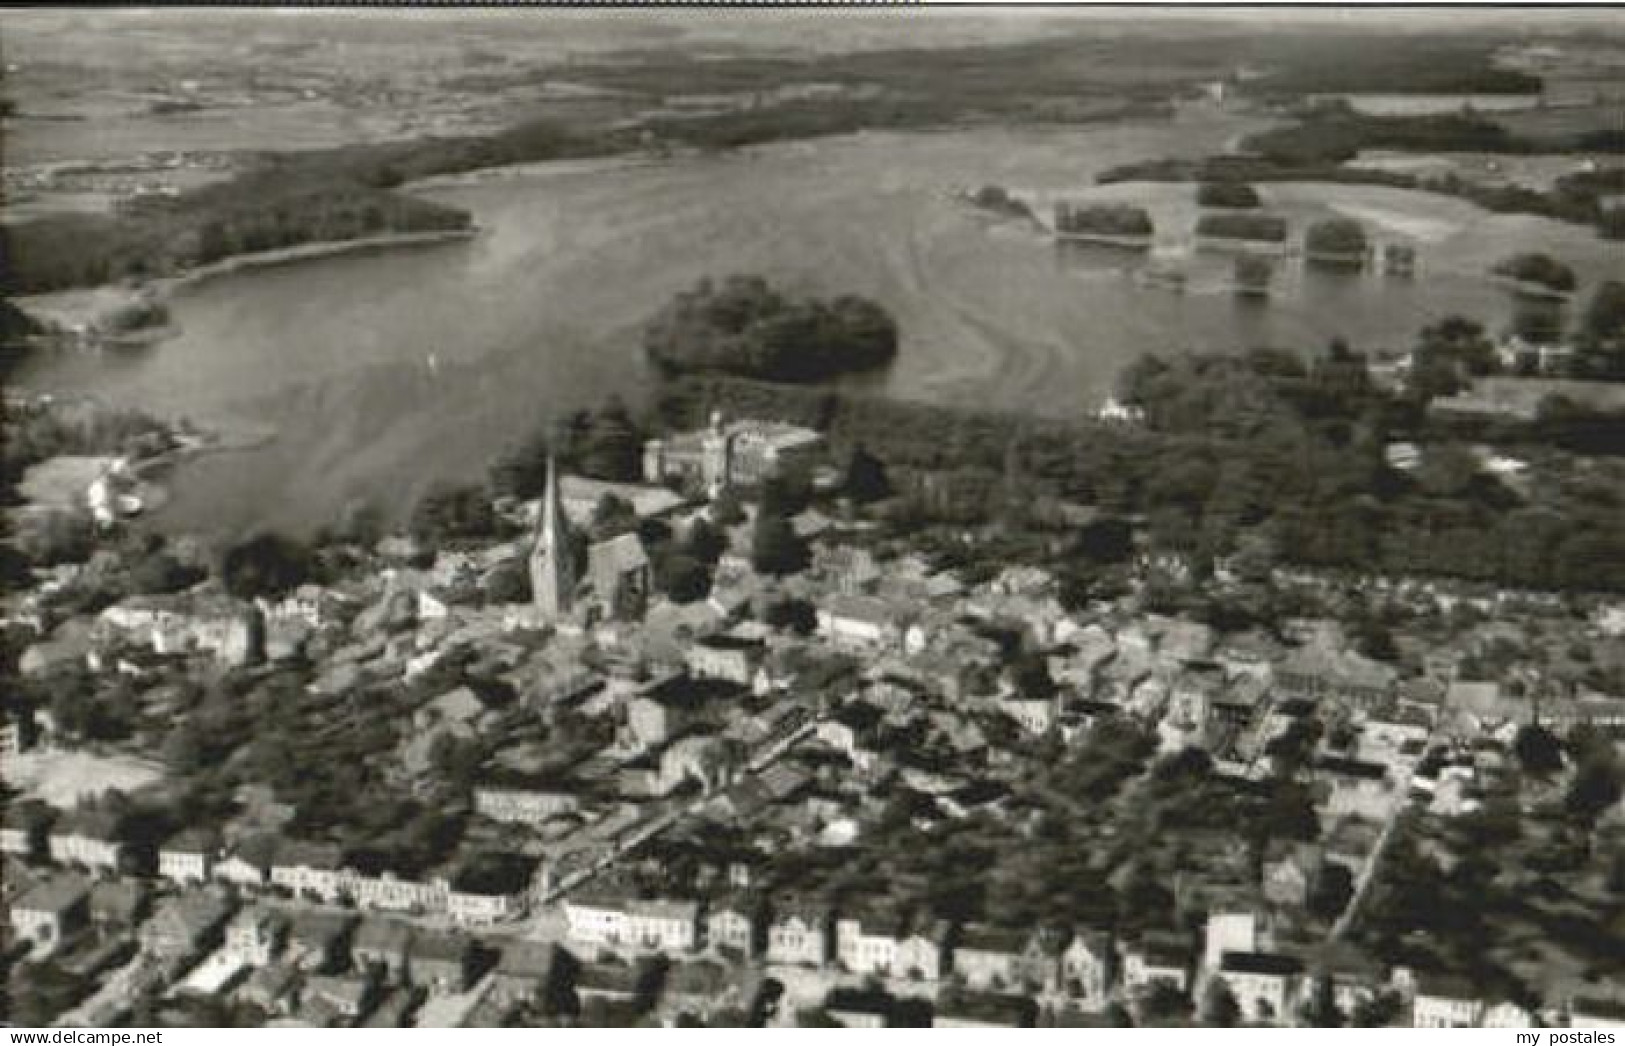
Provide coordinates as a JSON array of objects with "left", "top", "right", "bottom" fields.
[{"left": 530, "top": 454, "right": 575, "bottom": 622}]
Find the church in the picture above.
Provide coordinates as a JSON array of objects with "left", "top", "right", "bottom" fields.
[{"left": 528, "top": 457, "right": 651, "bottom": 627}]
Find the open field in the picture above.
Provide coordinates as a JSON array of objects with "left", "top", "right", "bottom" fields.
[{"left": 2, "top": 749, "right": 166, "bottom": 807}]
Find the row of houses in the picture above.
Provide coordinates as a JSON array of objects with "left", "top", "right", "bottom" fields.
[
  {"left": 561, "top": 891, "right": 1123, "bottom": 1006},
  {"left": 5, "top": 818, "right": 542, "bottom": 928}
]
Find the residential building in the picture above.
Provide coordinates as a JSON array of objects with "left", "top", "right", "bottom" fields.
[
  {"left": 159, "top": 827, "right": 218, "bottom": 884},
  {"left": 141, "top": 891, "right": 233, "bottom": 959},
  {"left": 48, "top": 810, "right": 126, "bottom": 875},
  {"left": 1060, "top": 928, "right": 1114, "bottom": 1006},
  {"left": 286, "top": 912, "right": 354, "bottom": 973},
  {"left": 473, "top": 783, "right": 580, "bottom": 825},
  {"left": 952, "top": 924, "right": 1029, "bottom": 991},
  {"left": 574, "top": 962, "right": 642, "bottom": 1006},
  {"left": 225, "top": 905, "right": 289, "bottom": 965},
  {"left": 214, "top": 835, "right": 278, "bottom": 890},
  {"left": 624, "top": 898, "right": 701, "bottom": 954},
  {"left": 410, "top": 931, "right": 474, "bottom": 993},
  {"left": 627, "top": 674, "right": 740, "bottom": 748},
  {"left": 1275, "top": 646, "right": 1398, "bottom": 711},
  {"left": 489, "top": 941, "right": 558, "bottom": 1009},
  {"left": 270, "top": 840, "right": 346, "bottom": 901},
  {"left": 2, "top": 801, "right": 53, "bottom": 858},
  {"left": 706, "top": 896, "right": 761, "bottom": 958},
  {"left": 817, "top": 594, "right": 904, "bottom": 651},
  {"left": 687, "top": 634, "right": 767, "bottom": 685},
  {"left": 766, "top": 898, "right": 831, "bottom": 967},
  {"left": 1121, "top": 935, "right": 1193, "bottom": 994},
  {"left": 1216, "top": 951, "right": 1303, "bottom": 1023},
  {"left": 836, "top": 913, "right": 946, "bottom": 980},
  {"left": 584, "top": 533, "right": 651, "bottom": 622},
  {"left": 1412, "top": 973, "right": 1485, "bottom": 1028},
  {"left": 352, "top": 918, "right": 414, "bottom": 983},
  {"left": 9, "top": 875, "right": 90, "bottom": 947},
  {"left": 1571, "top": 997, "right": 1625, "bottom": 1030},
  {"left": 88, "top": 879, "right": 148, "bottom": 929}
]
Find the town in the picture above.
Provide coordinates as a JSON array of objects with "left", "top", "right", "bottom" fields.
[
  {"left": 4, "top": 375, "right": 1624, "bottom": 1028},
  {"left": 5, "top": 6, "right": 1625, "bottom": 1034}
]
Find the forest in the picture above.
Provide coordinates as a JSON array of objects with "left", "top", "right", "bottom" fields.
[{"left": 4, "top": 173, "right": 472, "bottom": 295}]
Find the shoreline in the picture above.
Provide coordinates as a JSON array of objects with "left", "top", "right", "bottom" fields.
[{"left": 16, "top": 226, "right": 480, "bottom": 343}]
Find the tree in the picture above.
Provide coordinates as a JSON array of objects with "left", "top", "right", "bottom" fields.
[
  {"left": 1572, "top": 280, "right": 1625, "bottom": 379},
  {"left": 1308, "top": 862, "right": 1355, "bottom": 920},
  {"left": 654, "top": 551, "right": 710, "bottom": 604},
  {"left": 1564, "top": 750, "right": 1623, "bottom": 826},
  {"left": 16, "top": 508, "right": 94, "bottom": 566},
  {"left": 843, "top": 443, "right": 891, "bottom": 504},
  {"left": 1201, "top": 980, "right": 1241, "bottom": 1027},
  {"left": 682, "top": 517, "right": 726, "bottom": 566},
  {"left": 709, "top": 489, "right": 746, "bottom": 527},
  {"left": 1136, "top": 980, "right": 1191, "bottom": 1023},
  {"left": 1492, "top": 252, "right": 1576, "bottom": 294},
  {"left": 1197, "top": 181, "right": 1261, "bottom": 209},
  {"left": 1305, "top": 217, "right": 1369, "bottom": 259},
  {"left": 1351, "top": 990, "right": 1403, "bottom": 1028},
  {"left": 1072, "top": 516, "right": 1135, "bottom": 565},
  {"left": 1009, "top": 652, "right": 1057, "bottom": 702},
  {"left": 220, "top": 532, "right": 310, "bottom": 599},
  {"left": 764, "top": 596, "right": 816, "bottom": 635},
  {"left": 410, "top": 482, "right": 496, "bottom": 544},
  {"left": 577, "top": 399, "right": 643, "bottom": 481},
  {"left": 589, "top": 493, "right": 638, "bottom": 541},
  {"left": 1512, "top": 723, "right": 1564, "bottom": 778},
  {"left": 750, "top": 512, "right": 808, "bottom": 577},
  {"left": 485, "top": 560, "right": 531, "bottom": 604},
  {"left": 1298, "top": 977, "right": 1343, "bottom": 1027}
]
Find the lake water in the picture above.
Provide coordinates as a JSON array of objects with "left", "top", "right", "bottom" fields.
[{"left": 15, "top": 113, "right": 1623, "bottom": 536}]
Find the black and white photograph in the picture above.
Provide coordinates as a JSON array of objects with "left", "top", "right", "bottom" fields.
[{"left": 2, "top": 3, "right": 1624, "bottom": 1032}]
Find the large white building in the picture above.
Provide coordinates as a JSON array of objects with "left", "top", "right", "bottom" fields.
[{"left": 643, "top": 413, "right": 824, "bottom": 494}]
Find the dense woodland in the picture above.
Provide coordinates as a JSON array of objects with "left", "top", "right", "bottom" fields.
[
  {"left": 655, "top": 309, "right": 1625, "bottom": 594},
  {"left": 643, "top": 275, "right": 898, "bottom": 384},
  {"left": 4, "top": 175, "right": 473, "bottom": 295}
]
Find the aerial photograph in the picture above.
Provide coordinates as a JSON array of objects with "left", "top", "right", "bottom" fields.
[{"left": 2, "top": 4, "right": 1624, "bottom": 1031}]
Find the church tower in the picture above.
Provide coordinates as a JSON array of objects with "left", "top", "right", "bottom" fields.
[{"left": 529, "top": 456, "right": 576, "bottom": 623}]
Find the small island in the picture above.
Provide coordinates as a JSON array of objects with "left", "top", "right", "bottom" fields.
[
  {"left": 1052, "top": 202, "right": 1155, "bottom": 247},
  {"left": 643, "top": 274, "right": 899, "bottom": 384},
  {"left": 961, "top": 184, "right": 1037, "bottom": 224},
  {"left": 1196, "top": 181, "right": 1262, "bottom": 209},
  {"left": 1492, "top": 251, "right": 1577, "bottom": 300},
  {"left": 1303, "top": 216, "right": 1371, "bottom": 267}
]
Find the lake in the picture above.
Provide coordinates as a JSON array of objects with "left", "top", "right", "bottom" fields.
[{"left": 15, "top": 112, "right": 1623, "bottom": 536}]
